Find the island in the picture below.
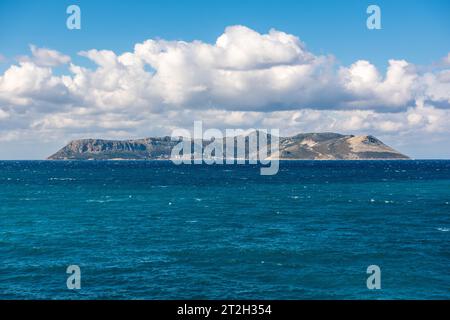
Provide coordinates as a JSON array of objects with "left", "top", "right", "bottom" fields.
[{"left": 47, "top": 132, "right": 409, "bottom": 160}]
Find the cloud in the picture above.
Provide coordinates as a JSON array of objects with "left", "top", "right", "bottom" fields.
[
  {"left": 338, "top": 59, "right": 419, "bottom": 111},
  {"left": 19, "top": 45, "right": 71, "bottom": 67},
  {"left": 0, "top": 108, "right": 8, "bottom": 120},
  {"left": 2, "top": 26, "right": 450, "bottom": 114},
  {"left": 0, "top": 61, "right": 71, "bottom": 107},
  {"left": 0, "top": 26, "right": 449, "bottom": 158}
]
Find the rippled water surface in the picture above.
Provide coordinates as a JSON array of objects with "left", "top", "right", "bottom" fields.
[{"left": 0, "top": 160, "right": 449, "bottom": 299}]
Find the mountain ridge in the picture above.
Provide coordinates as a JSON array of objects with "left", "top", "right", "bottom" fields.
[{"left": 47, "top": 132, "right": 409, "bottom": 160}]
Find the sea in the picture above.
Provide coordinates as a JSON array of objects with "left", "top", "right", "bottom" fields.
[{"left": 0, "top": 160, "right": 449, "bottom": 299}]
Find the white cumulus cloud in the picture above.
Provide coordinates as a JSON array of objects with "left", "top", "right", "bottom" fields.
[
  {"left": 19, "top": 45, "right": 71, "bottom": 67},
  {"left": 0, "top": 25, "right": 449, "bottom": 159}
]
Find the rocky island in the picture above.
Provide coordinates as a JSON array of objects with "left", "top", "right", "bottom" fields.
[{"left": 47, "top": 132, "right": 409, "bottom": 160}]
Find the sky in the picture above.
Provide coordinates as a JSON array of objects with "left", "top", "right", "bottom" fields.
[{"left": 0, "top": 0, "right": 449, "bottom": 159}]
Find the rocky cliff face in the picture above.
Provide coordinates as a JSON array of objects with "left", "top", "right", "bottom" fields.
[
  {"left": 48, "top": 137, "right": 179, "bottom": 160},
  {"left": 47, "top": 132, "right": 409, "bottom": 160}
]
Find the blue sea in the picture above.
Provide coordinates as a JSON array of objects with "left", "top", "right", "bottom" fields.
[{"left": 0, "top": 160, "right": 449, "bottom": 299}]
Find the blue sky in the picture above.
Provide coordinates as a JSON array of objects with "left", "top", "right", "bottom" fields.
[
  {"left": 0, "top": 0, "right": 449, "bottom": 159},
  {"left": 1, "top": 0, "right": 449, "bottom": 70}
]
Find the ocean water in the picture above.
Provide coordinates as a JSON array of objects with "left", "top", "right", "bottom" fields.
[{"left": 0, "top": 160, "right": 449, "bottom": 300}]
